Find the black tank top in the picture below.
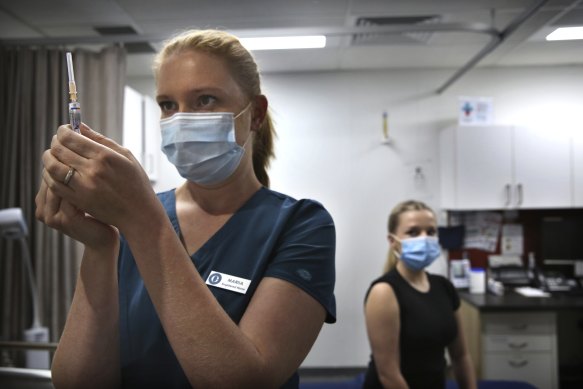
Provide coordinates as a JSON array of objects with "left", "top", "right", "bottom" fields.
[{"left": 363, "top": 268, "right": 460, "bottom": 389}]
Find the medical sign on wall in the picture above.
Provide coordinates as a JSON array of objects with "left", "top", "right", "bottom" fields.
[{"left": 458, "top": 96, "right": 494, "bottom": 126}]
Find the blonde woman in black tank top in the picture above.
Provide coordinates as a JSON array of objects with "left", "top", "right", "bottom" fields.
[{"left": 363, "top": 200, "right": 477, "bottom": 389}]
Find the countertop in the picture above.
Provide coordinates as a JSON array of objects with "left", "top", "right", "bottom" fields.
[{"left": 459, "top": 290, "right": 583, "bottom": 312}]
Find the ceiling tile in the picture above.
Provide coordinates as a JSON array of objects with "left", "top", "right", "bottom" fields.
[
  {"left": 1, "top": 0, "right": 134, "bottom": 28},
  {"left": 0, "top": 9, "right": 41, "bottom": 38}
]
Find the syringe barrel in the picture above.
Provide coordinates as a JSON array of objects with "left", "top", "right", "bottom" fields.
[{"left": 69, "top": 102, "right": 81, "bottom": 133}]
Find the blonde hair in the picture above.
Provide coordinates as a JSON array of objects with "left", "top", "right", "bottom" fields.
[
  {"left": 382, "top": 200, "right": 435, "bottom": 274},
  {"left": 153, "top": 29, "right": 276, "bottom": 187}
]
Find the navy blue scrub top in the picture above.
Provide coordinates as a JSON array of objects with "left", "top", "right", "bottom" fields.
[{"left": 118, "top": 187, "right": 336, "bottom": 388}]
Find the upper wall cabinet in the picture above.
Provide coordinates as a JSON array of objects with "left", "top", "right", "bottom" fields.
[{"left": 439, "top": 125, "right": 572, "bottom": 210}]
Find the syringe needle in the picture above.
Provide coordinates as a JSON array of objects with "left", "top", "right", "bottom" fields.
[
  {"left": 66, "top": 53, "right": 74, "bottom": 82},
  {"left": 66, "top": 52, "right": 78, "bottom": 102}
]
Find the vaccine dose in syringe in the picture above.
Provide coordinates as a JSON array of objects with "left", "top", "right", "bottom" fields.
[{"left": 66, "top": 52, "right": 81, "bottom": 133}]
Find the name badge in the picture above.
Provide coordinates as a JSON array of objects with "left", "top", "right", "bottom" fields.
[{"left": 205, "top": 271, "right": 251, "bottom": 294}]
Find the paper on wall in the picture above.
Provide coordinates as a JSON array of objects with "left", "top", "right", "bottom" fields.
[
  {"left": 458, "top": 96, "right": 494, "bottom": 126},
  {"left": 501, "top": 224, "right": 524, "bottom": 256},
  {"left": 463, "top": 212, "right": 502, "bottom": 252}
]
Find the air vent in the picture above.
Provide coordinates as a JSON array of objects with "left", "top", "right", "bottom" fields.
[
  {"left": 94, "top": 26, "right": 156, "bottom": 53},
  {"left": 352, "top": 15, "right": 442, "bottom": 46}
]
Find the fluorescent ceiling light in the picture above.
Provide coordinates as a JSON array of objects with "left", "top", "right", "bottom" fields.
[
  {"left": 546, "top": 26, "right": 583, "bottom": 41},
  {"left": 240, "top": 35, "right": 326, "bottom": 50}
]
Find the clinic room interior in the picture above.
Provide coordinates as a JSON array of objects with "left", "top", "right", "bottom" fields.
[{"left": 1, "top": 1, "right": 583, "bottom": 388}]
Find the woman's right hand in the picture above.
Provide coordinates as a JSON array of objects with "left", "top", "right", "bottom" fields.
[{"left": 35, "top": 176, "right": 118, "bottom": 252}]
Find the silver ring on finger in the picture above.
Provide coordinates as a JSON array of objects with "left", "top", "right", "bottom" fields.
[{"left": 63, "top": 167, "right": 76, "bottom": 186}]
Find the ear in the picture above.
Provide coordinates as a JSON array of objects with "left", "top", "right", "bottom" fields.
[
  {"left": 388, "top": 234, "right": 398, "bottom": 250},
  {"left": 251, "top": 95, "right": 268, "bottom": 131}
]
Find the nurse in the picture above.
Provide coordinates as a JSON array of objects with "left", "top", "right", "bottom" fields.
[
  {"left": 363, "top": 200, "right": 476, "bottom": 389},
  {"left": 36, "top": 29, "right": 336, "bottom": 388}
]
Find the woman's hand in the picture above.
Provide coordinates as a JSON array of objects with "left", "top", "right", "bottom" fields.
[
  {"left": 40, "top": 123, "right": 159, "bottom": 232},
  {"left": 35, "top": 178, "right": 118, "bottom": 251}
]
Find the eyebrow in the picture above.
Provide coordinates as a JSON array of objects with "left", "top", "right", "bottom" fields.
[
  {"left": 155, "top": 86, "right": 228, "bottom": 102},
  {"left": 405, "top": 225, "right": 436, "bottom": 232}
]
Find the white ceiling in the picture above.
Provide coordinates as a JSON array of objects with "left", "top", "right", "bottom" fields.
[{"left": 1, "top": 0, "right": 582, "bottom": 82}]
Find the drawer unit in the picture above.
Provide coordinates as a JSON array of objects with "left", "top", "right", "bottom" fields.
[{"left": 481, "top": 312, "right": 558, "bottom": 389}]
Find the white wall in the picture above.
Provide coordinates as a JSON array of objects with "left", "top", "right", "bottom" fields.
[{"left": 127, "top": 65, "right": 583, "bottom": 367}]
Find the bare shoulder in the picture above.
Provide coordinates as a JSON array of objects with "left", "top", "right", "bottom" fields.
[
  {"left": 367, "top": 281, "right": 397, "bottom": 304},
  {"left": 365, "top": 281, "right": 399, "bottom": 317},
  {"left": 364, "top": 280, "right": 402, "bottom": 369}
]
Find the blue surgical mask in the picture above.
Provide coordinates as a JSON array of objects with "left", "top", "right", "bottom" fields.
[
  {"left": 160, "top": 104, "right": 251, "bottom": 185},
  {"left": 394, "top": 236, "right": 441, "bottom": 271}
]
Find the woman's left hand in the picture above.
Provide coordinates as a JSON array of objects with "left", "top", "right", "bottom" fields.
[{"left": 42, "top": 123, "right": 159, "bottom": 231}]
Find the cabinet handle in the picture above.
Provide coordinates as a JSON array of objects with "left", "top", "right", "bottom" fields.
[
  {"left": 516, "top": 183, "right": 523, "bottom": 206},
  {"left": 508, "top": 341, "right": 528, "bottom": 349},
  {"left": 505, "top": 184, "right": 511, "bottom": 206},
  {"left": 509, "top": 359, "right": 528, "bottom": 368}
]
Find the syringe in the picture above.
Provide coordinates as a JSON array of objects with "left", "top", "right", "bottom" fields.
[{"left": 66, "top": 52, "right": 81, "bottom": 133}]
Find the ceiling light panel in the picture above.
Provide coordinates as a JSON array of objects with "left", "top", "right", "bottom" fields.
[{"left": 240, "top": 35, "right": 326, "bottom": 50}]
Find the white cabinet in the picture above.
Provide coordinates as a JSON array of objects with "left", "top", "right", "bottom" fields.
[
  {"left": 123, "top": 86, "right": 161, "bottom": 183},
  {"left": 481, "top": 312, "right": 558, "bottom": 389},
  {"left": 143, "top": 96, "right": 161, "bottom": 182},
  {"left": 453, "top": 125, "right": 513, "bottom": 209},
  {"left": 439, "top": 125, "right": 572, "bottom": 209},
  {"left": 513, "top": 126, "right": 571, "bottom": 208},
  {"left": 123, "top": 86, "right": 144, "bottom": 165}
]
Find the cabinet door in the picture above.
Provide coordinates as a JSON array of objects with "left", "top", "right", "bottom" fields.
[
  {"left": 456, "top": 126, "right": 513, "bottom": 209},
  {"left": 513, "top": 126, "right": 572, "bottom": 208},
  {"left": 143, "top": 96, "right": 161, "bottom": 183},
  {"left": 574, "top": 131, "right": 583, "bottom": 207},
  {"left": 122, "top": 86, "right": 144, "bottom": 166}
]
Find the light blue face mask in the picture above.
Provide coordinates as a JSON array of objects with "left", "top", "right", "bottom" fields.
[
  {"left": 394, "top": 236, "right": 441, "bottom": 271},
  {"left": 160, "top": 104, "right": 251, "bottom": 185}
]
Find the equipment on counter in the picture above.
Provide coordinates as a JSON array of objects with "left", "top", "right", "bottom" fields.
[{"left": 0, "top": 208, "right": 50, "bottom": 369}]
